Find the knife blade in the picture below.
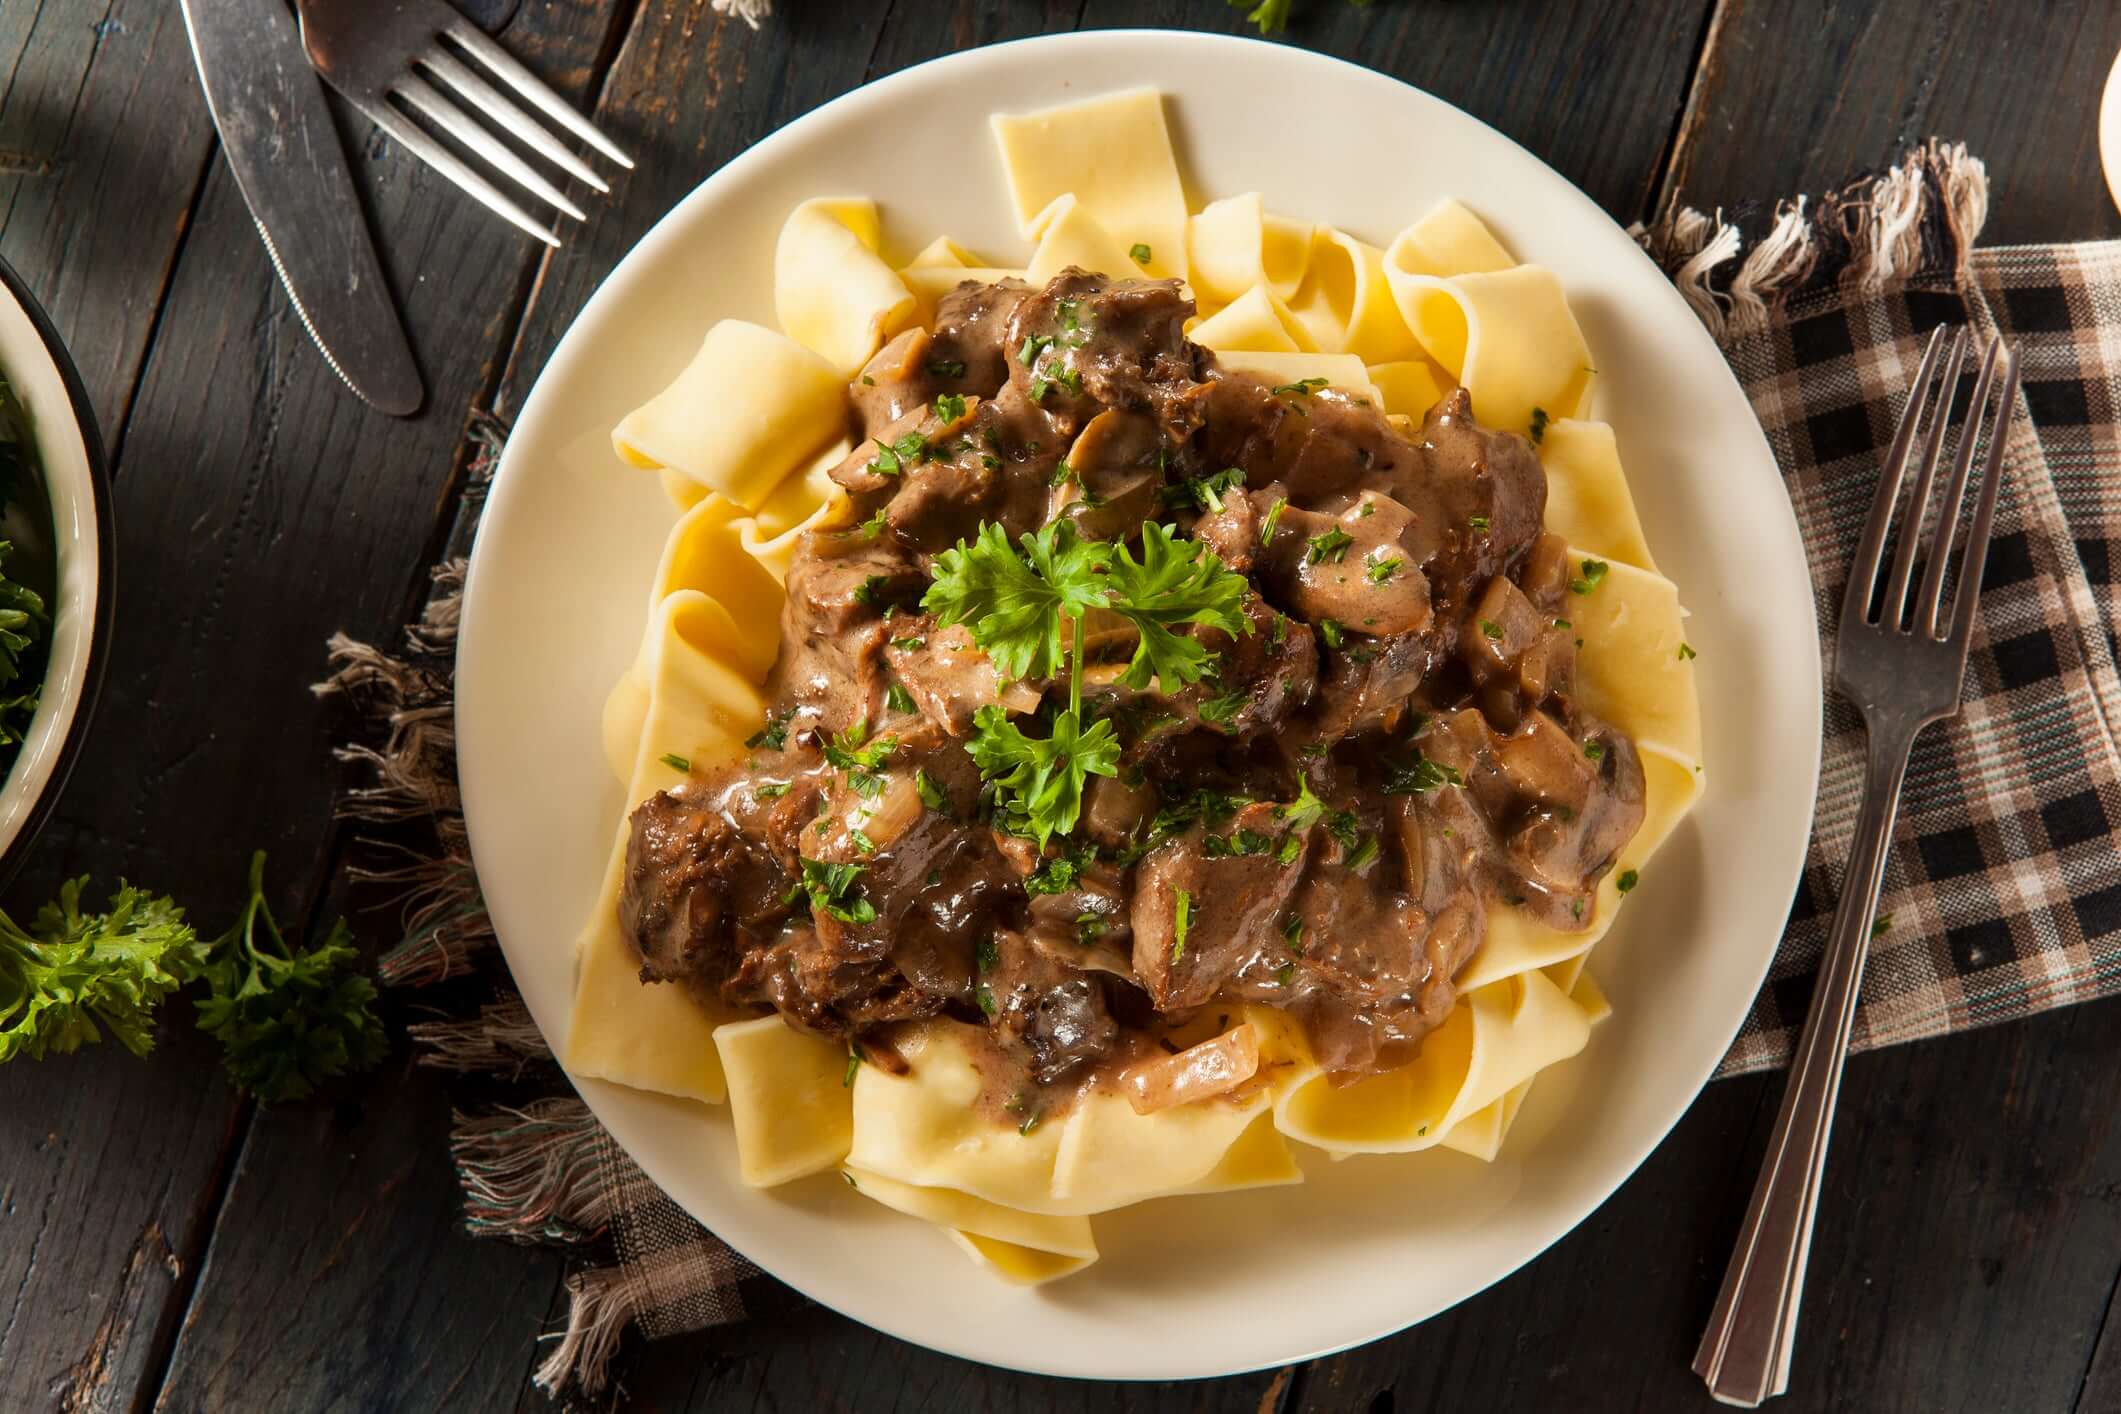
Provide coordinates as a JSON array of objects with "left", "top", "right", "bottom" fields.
[{"left": 180, "top": 0, "right": 423, "bottom": 417}]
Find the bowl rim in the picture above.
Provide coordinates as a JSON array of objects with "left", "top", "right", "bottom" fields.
[{"left": 0, "top": 252, "right": 116, "bottom": 887}]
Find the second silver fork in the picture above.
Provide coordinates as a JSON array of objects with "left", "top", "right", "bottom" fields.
[
  {"left": 297, "top": 0, "right": 633, "bottom": 247},
  {"left": 1694, "top": 325, "right": 2022, "bottom": 1406}
]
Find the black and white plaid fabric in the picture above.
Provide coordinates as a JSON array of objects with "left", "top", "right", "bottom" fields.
[
  {"left": 324, "top": 144, "right": 2121, "bottom": 1401},
  {"left": 1641, "top": 144, "right": 2121, "bottom": 1075}
]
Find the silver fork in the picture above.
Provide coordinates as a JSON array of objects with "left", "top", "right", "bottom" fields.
[
  {"left": 296, "top": 0, "right": 633, "bottom": 248},
  {"left": 1693, "top": 325, "right": 2021, "bottom": 1406}
]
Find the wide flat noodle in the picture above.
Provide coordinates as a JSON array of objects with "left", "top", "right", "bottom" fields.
[
  {"left": 847, "top": 1168, "right": 1098, "bottom": 1285},
  {"left": 1287, "top": 227, "right": 1420, "bottom": 363},
  {"left": 1386, "top": 198, "right": 1516, "bottom": 279},
  {"left": 1566, "top": 553, "right": 1702, "bottom": 764},
  {"left": 1273, "top": 968, "right": 1593, "bottom": 1155},
  {"left": 1367, "top": 360, "right": 1446, "bottom": 422},
  {"left": 1026, "top": 194, "right": 1144, "bottom": 283},
  {"left": 991, "top": 88, "right": 1188, "bottom": 279},
  {"left": 1190, "top": 284, "right": 1317, "bottom": 353},
  {"left": 1385, "top": 262, "right": 1594, "bottom": 436},
  {"left": 565, "top": 592, "right": 766, "bottom": 1103},
  {"left": 1539, "top": 420, "right": 1656, "bottom": 572},
  {"left": 1210, "top": 350, "right": 1382, "bottom": 408},
  {"left": 1187, "top": 193, "right": 1314, "bottom": 306},
  {"left": 715, "top": 1015, "right": 855, "bottom": 1186},
  {"left": 774, "top": 198, "right": 917, "bottom": 377},
  {"left": 612, "top": 319, "right": 846, "bottom": 510},
  {"left": 906, "top": 234, "right": 982, "bottom": 269}
]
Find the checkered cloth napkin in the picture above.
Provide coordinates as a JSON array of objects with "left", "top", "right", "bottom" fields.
[{"left": 317, "top": 144, "right": 2121, "bottom": 1400}]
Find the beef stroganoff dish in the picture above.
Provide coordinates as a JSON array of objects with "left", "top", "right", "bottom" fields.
[{"left": 567, "top": 90, "right": 1704, "bottom": 1284}]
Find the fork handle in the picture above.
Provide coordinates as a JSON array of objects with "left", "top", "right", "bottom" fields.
[{"left": 1693, "top": 724, "right": 1915, "bottom": 1407}]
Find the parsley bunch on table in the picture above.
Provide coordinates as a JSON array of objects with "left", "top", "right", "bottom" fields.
[
  {"left": 0, "top": 852, "right": 385, "bottom": 1102},
  {"left": 925, "top": 520, "right": 1249, "bottom": 847}
]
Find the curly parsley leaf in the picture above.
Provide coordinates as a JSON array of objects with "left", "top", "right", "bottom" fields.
[
  {"left": 967, "top": 704, "right": 1120, "bottom": 849},
  {"left": 795, "top": 858, "right": 878, "bottom": 926},
  {"left": 192, "top": 852, "right": 386, "bottom": 1104},
  {"left": 0, "top": 879, "right": 197, "bottom": 1061},
  {"left": 1104, "top": 522, "right": 1252, "bottom": 693},
  {"left": 924, "top": 522, "right": 1110, "bottom": 682}
]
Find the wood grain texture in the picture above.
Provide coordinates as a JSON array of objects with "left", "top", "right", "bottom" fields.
[
  {"left": 1663, "top": 0, "right": 2121, "bottom": 244},
  {"left": 0, "top": 0, "right": 217, "bottom": 433},
  {"left": 1073, "top": 0, "right": 1715, "bottom": 224}
]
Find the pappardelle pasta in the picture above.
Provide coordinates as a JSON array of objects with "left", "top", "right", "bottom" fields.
[{"left": 572, "top": 88, "right": 1703, "bottom": 1286}]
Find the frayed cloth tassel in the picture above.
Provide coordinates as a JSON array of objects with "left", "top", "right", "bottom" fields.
[
  {"left": 451, "top": 1098, "right": 615, "bottom": 1245},
  {"left": 534, "top": 1263, "right": 644, "bottom": 1399}
]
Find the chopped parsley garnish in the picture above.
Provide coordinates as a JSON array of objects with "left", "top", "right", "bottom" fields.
[
  {"left": 1615, "top": 869, "right": 1639, "bottom": 894},
  {"left": 1479, "top": 619, "right": 1503, "bottom": 641},
  {"left": 849, "top": 829, "right": 876, "bottom": 855},
  {"left": 1529, "top": 406, "right": 1550, "bottom": 444},
  {"left": 1166, "top": 465, "right": 1245, "bottom": 512},
  {"left": 1678, "top": 642, "right": 1698, "bottom": 661},
  {"left": 1345, "top": 835, "right": 1380, "bottom": 872},
  {"left": 1583, "top": 740, "right": 1606, "bottom": 762},
  {"left": 1325, "top": 810, "right": 1362, "bottom": 852},
  {"left": 1468, "top": 515, "right": 1490, "bottom": 531},
  {"left": 976, "top": 937, "right": 1000, "bottom": 972},
  {"left": 1382, "top": 755, "right": 1464, "bottom": 794},
  {"left": 1281, "top": 913, "right": 1304, "bottom": 951},
  {"left": 1130, "top": 242, "right": 1153, "bottom": 265},
  {"left": 745, "top": 710, "right": 792, "bottom": 752},
  {"left": 934, "top": 393, "right": 969, "bottom": 423},
  {"left": 1367, "top": 556, "right": 1403, "bottom": 584},
  {"left": 1019, "top": 1109, "right": 1042, "bottom": 1136},
  {"left": 659, "top": 752, "right": 691, "bottom": 773},
  {"left": 1272, "top": 376, "right": 1330, "bottom": 411},
  {"left": 926, "top": 358, "right": 967, "bottom": 379},
  {"left": 824, "top": 719, "right": 898, "bottom": 796},
  {"left": 866, "top": 432, "right": 926, "bottom": 478},
  {"left": 755, "top": 781, "right": 791, "bottom": 799},
  {"left": 1279, "top": 779, "right": 1327, "bottom": 832},
  {"left": 976, "top": 984, "right": 998, "bottom": 1018},
  {"left": 1203, "top": 828, "right": 1273, "bottom": 859},
  {"left": 859, "top": 510, "right": 887, "bottom": 539},
  {"left": 1552, "top": 618, "right": 1570, "bottom": 630},
  {"left": 1171, "top": 889, "right": 1192, "bottom": 962},
  {"left": 1076, "top": 913, "right": 1108, "bottom": 944},
  {"left": 891, "top": 635, "right": 926, "bottom": 652},
  {"left": 1276, "top": 962, "right": 1295, "bottom": 986},
  {"left": 1025, "top": 854, "right": 1082, "bottom": 896},
  {"left": 843, "top": 1044, "right": 863, "bottom": 1086},
  {"left": 915, "top": 768, "right": 950, "bottom": 815},
  {"left": 1196, "top": 688, "right": 1249, "bottom": 725},
  {"left": 1269, "top": 614, "right": 1289, "bottom": 648},
  {"left": 1276, "top": 832, "right": 1305, "bottom": 865},
  {"left": 796, "top": 859, "right": 875, "bottom": 925},
  {"left": 1306, "top": 527, "right": 1355, "bottom": 565},
  {"left": 1569, "top": 558, "right": 1610, "bottom": 595},
  {"left": 1318, "top": 618, "right": 1345, "bottom": 649},
  {"left": 1260, "top": 498, "right": 1288, "bottom": 545},
  {"left": 886, "top": 682, "right": 917, "bottom": 715}
]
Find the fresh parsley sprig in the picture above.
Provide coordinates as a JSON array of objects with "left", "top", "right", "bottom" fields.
[
  {"left": 968, "top": 703, "right": 1120, "bottom": 849},
  {"left": 0, "top": 879, "right": 196, "bottom": 1061},
  {"left": 193, "top": 852, "right": 387, "bottom": 1104}
]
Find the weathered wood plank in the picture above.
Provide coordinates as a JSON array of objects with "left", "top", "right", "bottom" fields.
[
  {"left": 1663, "top": 0, "right": 2121, "bottom": 243},
  {"left": 0, "top": 5, "right": 240, "bottom": 1410},
  {"left": 1072, "top": 0, "right": 1715, "bottom": 224},
  {"left": 0, "top": 0, "right": 218, "bottom": 435},
  {"left": 61, "top": 1, "right": 628, "bottom": 1408},
  {"left": 1294, "top": 1001, "right": 2121, "bottom": 1413}
]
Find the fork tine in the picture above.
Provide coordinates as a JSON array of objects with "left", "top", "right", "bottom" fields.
[
  {"left": 1843, "top": 325, "right": 1950, "bottom": 630},
  {"left": 1915, "top": 337, "right": 2001, "bottom": 636},
  {"left": 443, "top": 17, "right": 634, "bottom": 170},
  {"left": 361, "top": 98, "right": 560, "bottom": 248},
  {"left": 420, "top": 47, "right": 611, "bottom": 194},
  {"left": 1879, "top": 329, "right": 1968, "bottom": 629},
  {"left": 1946, "top": 347, "right": 2021, "bottom": 648},
  {"left": 393, "top": 75, "right": 586, "bottom": 221}
]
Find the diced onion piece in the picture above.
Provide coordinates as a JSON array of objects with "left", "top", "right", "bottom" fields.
[{"left": 1121, "top": 1024, "right": 1261, "bottom": 1115}]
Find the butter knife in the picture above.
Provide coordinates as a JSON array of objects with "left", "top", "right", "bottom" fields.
[{"left": 180, "top": 0, "right": 423, "bottom": 417}]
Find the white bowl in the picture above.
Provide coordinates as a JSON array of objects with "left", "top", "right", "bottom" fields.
[
  {"left": 0, "top": 257, "right": 112, "bottom": 880},
  {"left": 457, "top": 31, "right": 1822, "bottom": 1381}
]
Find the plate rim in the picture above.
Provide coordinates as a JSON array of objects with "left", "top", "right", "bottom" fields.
[{"left": 459, "top": 27, "right": 1823, "bottom": 1380}]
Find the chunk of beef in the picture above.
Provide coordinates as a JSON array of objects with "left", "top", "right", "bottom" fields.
[
  {"left": 988, "top": 929, "right": 1120, "bottom": 1083},
  {"left": 1391, "top": 387, "right": 1547, "bottom": 619},
  {"left": 1194, "top": 373, "right": 1424, "bottom": 504},
  {"left": 767, "top": 535, "right": 925, "bottom": 731},
  {"left": 884, "top": 619, "right": 1039, "bottom": 737},
  {"left": 927, "top": 278, "right": 1031, "bottom": 396},
  {"left": 1005, "top": 270, "right": 1203, "bottom": 442},
  {"left": 1131, "top": 801, "right": 1304, "bottom": 1009},
  {"left": 622, "top": 784, "right": 782, "bottom": 984}
]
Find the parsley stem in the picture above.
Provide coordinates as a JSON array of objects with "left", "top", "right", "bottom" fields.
[{"left": 1068, "top": 611, "right": 1084, "bottom": 719}]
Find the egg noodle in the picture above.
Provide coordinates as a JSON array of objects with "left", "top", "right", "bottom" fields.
[{"left": 567, "top": 89, "right": 1703, "bottom": 1285}]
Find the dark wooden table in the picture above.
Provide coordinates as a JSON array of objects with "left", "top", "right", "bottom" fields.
[{"left": 3, "top": 2, "right": 2119, "bottom": 1410}]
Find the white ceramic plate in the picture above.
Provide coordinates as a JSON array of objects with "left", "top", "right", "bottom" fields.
[{"left": 458, "top": 31, "right": 1821, "bottom": 1381}]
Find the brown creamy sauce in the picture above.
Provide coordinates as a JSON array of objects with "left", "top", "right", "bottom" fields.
[{"left": 620, "top": 268, "right": 1647, "bottom": 1123}]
